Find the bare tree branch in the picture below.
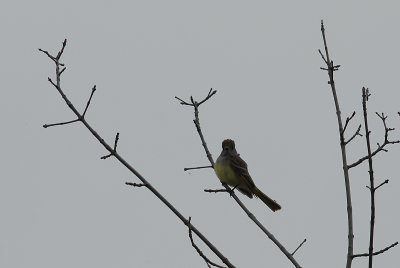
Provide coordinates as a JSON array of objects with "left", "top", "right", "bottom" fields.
[
  {"left": 342, "top": 111, "right": 356, "bottom": 135},
  {"left": 187, "top": 217, "right": 226, "bottom": 268},
  {"left": 43, "top": 118, "right": 80, "bottom": 128},
  {"left": 40, "top": 40, "right": 236, "bottom": 268},
  {"left": 352, "top": 242, "right": 398, "bottom": 258},
  {"left": 291, "top": 239, "right": 307, "bottom": 256},
  {"left": 101, "top": 132, "right": 120, "bottom": 159},
  {"left": 184, "top": 165, "right": 213, "bottom": 171},
  {"left": 374, "top": 179, "right": 389, "bottom": 191},
  {"left": 319, "top": 20, "right": 354, "bottom": 268},
  {"left": 83, "top": 85, "right": 96, "bottom": 117},
  {"left": 125, "top": 182, "right": 148, "bottom": 188},
  {"left": 348, "top": 112, "right": 400, "bottom": 169},
  {"left": 176, "top": 94, "right": 302, "bottom": 268},
  {"left": 344, "top": 124, "right": 362, "bottom": 145}
]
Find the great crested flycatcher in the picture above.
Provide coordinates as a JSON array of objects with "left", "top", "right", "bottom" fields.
[{"left": 214, "top": 139, "right": 281, "bottom": 212}]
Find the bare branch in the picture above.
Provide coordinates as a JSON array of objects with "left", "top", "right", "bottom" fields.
[
  {"left": 344, "top": 124, "right": 362, "bottom": 145},
  {"left": 43, "top": 118, "right": 79, "bottom": 128},
  {"left": 352, "top": 242, "right": 398, "bottom": 258},
  {"left": 374, "top": 179, "right": 389, "bottom": 191},
  {"left": 125, "top": 182, "right": 148, "bottom": 188},
  {"left": 184, "top": 165, "right": 213, "bottom": 171},
  {"left": 175, "top": 88, "right": 217, "bottom": 107},
  {"left": 342, "top": 111, "right": 356, "bottom": 134},
  {"left": 204, "top": 189, "right": 231, "bottom": 194},
  {"left": 318, "top": 49, "right": 327, "bottom": 64},
  {"left": 188, "top": 217, "right": 226, "bottom": 268},
  {"left": 348, "top": 112, "right": 400, "bottom": 169},
  {"left": 82, "top": 85, "right": 97, "bottom": 117},
  {"left": 101, "top": 132, "right": 120, "bottom": 159},
  {"left": 291, "top": 239, "right": 307, "bottom": 256},
  {"left": 41, "top": 41, "right": 236, "bottom": 268}
]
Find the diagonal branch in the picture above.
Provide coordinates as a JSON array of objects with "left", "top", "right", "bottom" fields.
[{"left": 40, "top": 40, "right": 236, "bottom": 268}]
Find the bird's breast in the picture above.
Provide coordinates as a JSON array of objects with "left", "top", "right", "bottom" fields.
[{"left": 214, "top": 161, "right": 239, "bottom": 186}]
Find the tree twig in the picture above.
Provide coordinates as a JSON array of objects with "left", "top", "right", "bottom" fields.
[
  {"left": 352, "top": 242, "right": 398, "bottom": 258},
  {"left": 101, "top": 132, "right": 120, "bottom": 159},
  {"left": 291, "top": 239, "right": 307, "bottom": 256},
  {"left": 125, "top": 182, "right": 148, "bottom": 188},
  {"left": 374, "top": 179, "right": 389, "bottom": 191},
  {"left": 344, "top": 124, "right": 362, "bottom": 145},
  {"left": 187, "top": 217, "right": 226, "bottom": 268},
  {"left": 342, "top": 111, "right": 356, "bottom": 135},
  {"left": 184, "top": 165, "right": 213, "bottom": 171}
]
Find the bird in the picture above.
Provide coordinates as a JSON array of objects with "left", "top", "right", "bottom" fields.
[{"left": 214, "top": 139, "right": 281, "bottom": 212}]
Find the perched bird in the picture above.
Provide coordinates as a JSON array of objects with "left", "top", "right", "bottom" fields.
[{"left": 214, "top": 139, "right": 281, "bottom": 212}]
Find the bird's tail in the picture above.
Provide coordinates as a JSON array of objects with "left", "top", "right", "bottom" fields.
[{"left": 253, "top": 187, "right": 281, "bottom": 212}]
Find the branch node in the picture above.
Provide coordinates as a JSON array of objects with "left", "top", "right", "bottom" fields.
[{"left": 100, "top": 132, "right": 120, "bottom": 159}]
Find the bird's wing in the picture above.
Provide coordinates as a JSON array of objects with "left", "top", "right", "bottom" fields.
[{"left": 230, "top": 154, "right": 256, "bottom": 189}]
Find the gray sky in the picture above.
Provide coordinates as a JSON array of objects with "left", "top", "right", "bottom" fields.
[{"left": 2, "top": 1, "right": 400, "bottom": 267}]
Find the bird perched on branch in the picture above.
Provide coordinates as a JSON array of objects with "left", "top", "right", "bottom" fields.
[{"left": 214, "top": 139, "right": 281, "bottom": 212}]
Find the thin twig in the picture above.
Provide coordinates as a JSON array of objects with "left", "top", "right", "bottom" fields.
[
  {"left": 101, "top": 132, "right": 120, "bottom": 159},
  {"left": 291, "top": 239, "right": 307, "bottom": 256},
  {"left": 352, "top": 242, "right": 398, "bottom": 258},
  {"left": 344, "top": 124, "right": 362, "bottom": 145},
  {"left": 188, "top": 217, "right": 226, "bottom": 268},
  {"left": 43, "top": 118, "right": 80, "bottom": 128},
  {"left": 374, "top": 179, "right": 389, "bottom": 191},
  {"left": 204, "top": 189, "right": 230, "bottom": 194},
  {"left": 184, "top": 165, "right": 213, "bottom": 171},
  {"left": 342, "top": 111, "right": 356, "bottom": 134},
  {"left": 82, "top": 85, "right": 97, "bottom": 117},
  {"left": 125, "top": 182, "right": 148, "bottom": 187}
]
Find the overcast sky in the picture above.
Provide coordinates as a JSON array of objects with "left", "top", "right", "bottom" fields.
[{"left": 2, "top": 1, "right": 400, "bottom": 267}]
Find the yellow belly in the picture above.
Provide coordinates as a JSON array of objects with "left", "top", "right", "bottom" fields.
[{"left": 214, "top": 162, "right": 240, "bottom": 187}]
